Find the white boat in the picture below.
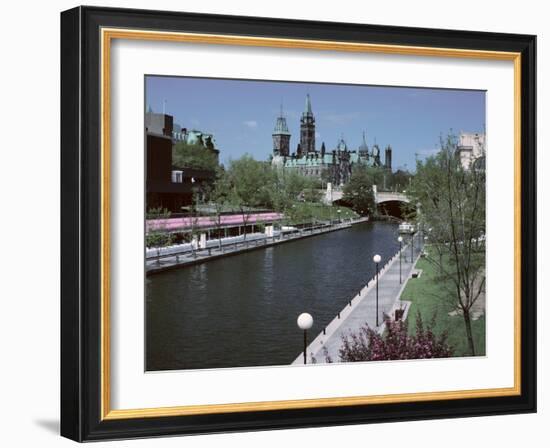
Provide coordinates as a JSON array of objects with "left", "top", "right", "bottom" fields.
[
  {"left": 281, "top": 225, "right": 298, "bottom": 232},
  {"left": 398, "top": 222, "right": 415, "bottom": 234}
]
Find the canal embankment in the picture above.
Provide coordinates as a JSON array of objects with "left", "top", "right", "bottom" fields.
[
  {"left": 293, "top": 233, "right": 424, "bottom": 364},
  {"left": 146, "top": 220, "right": 401, "bottom": 371},
  {"left": 147, "top": 217, "right": 369, "bottom": 274}
]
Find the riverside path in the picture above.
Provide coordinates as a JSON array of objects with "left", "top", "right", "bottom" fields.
[
  {"left": 295, "top": 232, "right": 424, "bottom": 364},
  {"left": 147, "top": 219, "right": 368, "bottom": 274}
]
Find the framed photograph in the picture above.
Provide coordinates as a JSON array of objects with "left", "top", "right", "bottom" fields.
[{"left": 61, "top": 6, "right": 536, "bottom": 441}]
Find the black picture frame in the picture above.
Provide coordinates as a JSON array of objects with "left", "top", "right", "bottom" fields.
[{"left": 61, "top": 5, "right": 536, "bottom": 442}]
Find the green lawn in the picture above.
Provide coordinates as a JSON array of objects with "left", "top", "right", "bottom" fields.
[
  {"left": 287, "top": 203, "right": 359, "bottom": 225},
  {"left": 400, "top": 257, "right": 486, "bottom": 357}
]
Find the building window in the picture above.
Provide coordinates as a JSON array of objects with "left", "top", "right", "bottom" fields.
[{"left": 172, "top": 170, "right": 183, "bottom": 183}]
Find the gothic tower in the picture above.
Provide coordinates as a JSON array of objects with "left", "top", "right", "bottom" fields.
[
  {"left": 272, "top": 106, "right": 291, "bottom": 157},
  {"left": 300, "top": 94, "right": 316, "bottom": 154},
  {"left": 384, "top": 145, "right": 393, "bottom": 171}
]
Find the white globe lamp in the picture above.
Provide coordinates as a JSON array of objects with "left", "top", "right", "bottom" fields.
[
  {"left": 297, "top": 313, "right": 313, "bottom": 364},
  {"left": 297, "top": 312, "right": 313, "bottom": 330}
]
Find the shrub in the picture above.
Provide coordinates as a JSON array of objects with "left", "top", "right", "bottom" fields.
[{"left": 335, "top": 312, "right": 453, "bottom": 362}]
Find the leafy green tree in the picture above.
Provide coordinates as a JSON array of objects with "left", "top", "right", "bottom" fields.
[
  {"left": 187, "top": 187, "right": 205, "bottom": 257},
  {"left": 302, "top": 185, "right": 323, "bottom": 203},
  {"left": 145, "top": 207, "right": 174, "bottom": 261},
  {"left": 224, "top": 155, "right": 274, "bottom": 240},
  {"left": 342, "top": 165, "right": 376, "bottom": 215},
  {"left": 270, "top": 170, "right": 309, "bottom": 212},
  {"left": 408, "top": 133, "right": 486, "bottom": 356},
  {"left": 209, "top": 169, "right": 232, "bottom": 251},
  {"left": 388, "top": 169, "right": 412, "bottom": 192},
  {"left": 320, "top": 168, "right": 334, "bottom": 188},
  {"left": 172, "top": 141, "right": 219, "bottom": 171},
  {"left": 367, "top": 165, "right": 388, "bottom": 188}
]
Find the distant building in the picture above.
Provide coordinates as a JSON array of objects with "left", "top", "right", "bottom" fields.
[
  {"left": 457, "top": 132, "right": 485, "bottom": 170},
  {"left": 272, "top": 106, "right": 291, "bottom": 157},
  {"left": 147, "top": 107, "right": 220, "bottom": 163},
  {"left": 145, "top": 110, "right": 216, "bottom": 212},
  {"left": 385, "top": 146, "right": 392, "bottom": 172},
  {"left": 271, "top": 94, "right": 393, "bottom": 186},
  {"left": 145, "top": 109, "right": 173, "bottom": 137},
  {"left": 173, "top": 127, "right": 220, "bottom": 161},
  {"left": 300, "top": 94, "right": 316, "bottom": 155}
]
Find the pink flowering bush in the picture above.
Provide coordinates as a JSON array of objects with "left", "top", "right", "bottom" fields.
[{"left": 333, "top": 312, "right": 453, "bottom": 362}]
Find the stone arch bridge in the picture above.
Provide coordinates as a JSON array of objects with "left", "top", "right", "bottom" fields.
[{"left": 324, "top": 185, "right": 411, "bottom": 218}]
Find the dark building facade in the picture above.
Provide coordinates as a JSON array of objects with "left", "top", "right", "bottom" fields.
[{"left": 146, "top": 112, "right": 216, "bottom": 213}]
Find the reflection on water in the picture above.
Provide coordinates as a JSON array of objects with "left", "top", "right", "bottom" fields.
[{"left": 146, "top": 221, "right": 399, "bottom": 371}]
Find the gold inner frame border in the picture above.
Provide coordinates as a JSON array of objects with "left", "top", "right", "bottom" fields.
[{"left": 100, "top": 27, "right": 522, "bottom": 421}]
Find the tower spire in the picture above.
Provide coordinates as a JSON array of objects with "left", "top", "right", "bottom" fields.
[
  {"left": 272, "top": 103, "right": 291, "bottom": 157},
  {"left": 359, "top": 130, "right": 369, "bottom": 154},
  {"left": 300, "top": 93, "right": 315, "bottom": 153},
  {"left": 305, "top": 93, "right": 312, "bottom": 114}
]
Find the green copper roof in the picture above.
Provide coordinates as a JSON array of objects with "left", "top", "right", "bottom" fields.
[
  {"left": 283, "top": 151, "right": 370, "bottom": 168},
  {"left": 273, "top": 115, "right": 290, "bottom": 135},
  {"left": 337, "top": 137, "right": 348, "bottom": 151}
]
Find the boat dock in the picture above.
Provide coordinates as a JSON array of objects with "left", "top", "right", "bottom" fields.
[{"left": 147, "top": 218, "right": 369, "bottom": 274}]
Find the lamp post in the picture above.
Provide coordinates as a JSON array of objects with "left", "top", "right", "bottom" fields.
[
  {"left": 410, "top": 231, "right": 414, "bottom": 262},
  {"left": 297, "top": 312, "right": 314, "bottom": 365},
  {"left": 397, "top": 236, "right": 403, "bottom": 284},
  {"left": 373, "top": 254, "right": 381, "bottom": 326}
]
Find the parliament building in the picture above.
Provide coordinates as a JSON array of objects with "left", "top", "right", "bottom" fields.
[{"left": 271, "top": 94, "right": 393, "bottom": 186}]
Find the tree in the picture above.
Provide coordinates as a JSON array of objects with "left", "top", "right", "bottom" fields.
[
  {"left": 224, "top": 155, "right": 274, "bottom": 241},
  {"left": 320, "top": 168, "right": 334, "bottom": 189},
  {"left": 172, "top": 141, "right": 219, "bottom": 171},
  {"left": 330, "top": 313, "right": 453, "bottom": 362},
  {"left": 145, "top": 207, "right": 174, "bottom": 262},
  {"left": 408, "top": 133, "right": 486, "bottom": 356},
  {"left": 366, "top": 165, "right": 387, "bottom": 188},
  {"left": 270, "top": 170, "right": 309, "bottom": 212},
  {"left": 388, "top": 169, "right": 412, "bottom": 192},
  {"left": 302, "top": 184, "right": 323, "bottom": 203},
  {"left": 188, "top": 187, "right": 205, "bottom": 257},
  {"left": 209, "top": 169, "right": 232, "bottom": 251},
  {"left": 342, "top": 165, "right": 376, "bottom": 215}
]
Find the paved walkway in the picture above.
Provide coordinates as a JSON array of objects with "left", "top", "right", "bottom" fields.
[
  {"left": 294, "top": 233, "right": 423, "bottom": 364},
  {"left": 146, "top": 220, "right": 367, "bottom": 274}
]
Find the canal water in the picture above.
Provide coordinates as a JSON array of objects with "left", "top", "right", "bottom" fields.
[{"left": 146, "top": 221, "right": 400, "bottom": 371}]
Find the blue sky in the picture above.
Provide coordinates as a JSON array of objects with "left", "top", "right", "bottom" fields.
[{"left": 146, "top": 76, "right": 485, "bottom": 172}]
